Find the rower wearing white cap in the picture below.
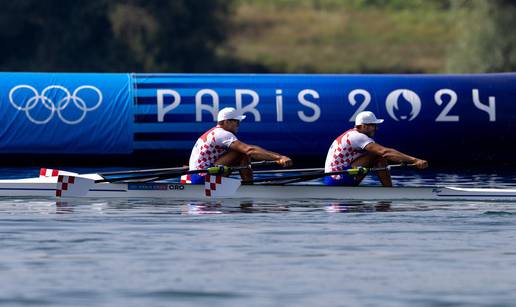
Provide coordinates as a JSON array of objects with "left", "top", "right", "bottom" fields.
[
  {"left": 324, "top": 111, "right": 428, "bottom": 187},
  {"left": 187, "top": 107, "right": 292, "bottom": 183}
]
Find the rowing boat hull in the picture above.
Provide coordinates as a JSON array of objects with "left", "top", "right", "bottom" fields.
[{"left": 0, "top": 178, "right": 515, "bottom": 201}]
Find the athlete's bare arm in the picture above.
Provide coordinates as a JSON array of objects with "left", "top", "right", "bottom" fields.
[
  {"left": 364, "top": 143, "right": 428, "bottom": 169},
  {"left": 229, "top": 141, "right": 293, "bottom": 167}
]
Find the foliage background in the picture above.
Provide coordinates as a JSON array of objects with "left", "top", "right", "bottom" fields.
[{"left": 0, "top": 0, "right": 515, "bottom": 73}]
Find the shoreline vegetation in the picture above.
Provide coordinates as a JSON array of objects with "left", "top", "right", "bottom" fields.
[
  {"left": 224, "top": 0, "right": 456, "bottom": 73},
  {"left": 1, "top": 0, "right": 514, "bottom": 74}
]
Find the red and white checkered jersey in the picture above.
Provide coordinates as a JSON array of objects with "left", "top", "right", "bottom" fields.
[
  {"left": 324, "top": 128, "right": 374, "bottom": 178},
  {"left": 189, "top": 126, "right": 238, "bottom": 170}
]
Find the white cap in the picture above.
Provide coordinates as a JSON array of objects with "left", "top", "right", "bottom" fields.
[
  {"left": 355, "top": 111, "right": 384, "bottom": 126},
  {"left": 217, "top": 107, "right": 247, "bottom": 122}
]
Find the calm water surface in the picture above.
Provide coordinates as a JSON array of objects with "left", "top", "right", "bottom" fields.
[{"left": 0, "top": 168, "right": 516, "bottom": 306}]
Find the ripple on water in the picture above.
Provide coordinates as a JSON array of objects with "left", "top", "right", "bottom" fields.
[
  {"left": 1, "top": 169, "right": 516, "bottom": 306},
  {"left": 125, "top": 289, "right": 246, "bottom": 299}
]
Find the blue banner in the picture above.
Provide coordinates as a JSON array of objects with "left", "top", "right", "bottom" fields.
[
  {"left": 0, "top": 72, "right": 133, "bottom": 154},
  {"left": 1, "top": 72, "right": 515, "bottom": 166},
  {"left": 133, "top": 73, "right": 516, "bottom": 165}
]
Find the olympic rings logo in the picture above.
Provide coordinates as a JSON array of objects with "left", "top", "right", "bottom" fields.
[{"left": 8, "top": 85, "right": 103, "bottom": 125}]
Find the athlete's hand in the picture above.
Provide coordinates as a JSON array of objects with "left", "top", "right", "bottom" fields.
[
  {"left": 277, "top": 156, "right": 293, "bottom": 167},
  {"left": 414, "top": 159, "right": 428, "bottom": 169}
]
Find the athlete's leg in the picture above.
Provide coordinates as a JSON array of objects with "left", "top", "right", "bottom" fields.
[
  {"left": 372, "top": 155, "right": 392, "bottom": 187},
  {"left": 238, "top": 155, "right": 253, "bottom": 181},
  {"left": 351, "top": 153, "right": 392, "bottom": 187},
  {"left": 214, "top": 150, "right": 253, "bottom": 181},
  {"left": 322, "top": 167, "right": 358, "bottom": 186}
]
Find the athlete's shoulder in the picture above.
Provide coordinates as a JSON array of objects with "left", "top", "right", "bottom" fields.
[
  {"left": 348, "top": 129, "right": 374, "bottom": 149},
  {"left": 214, "top": 126, "right": 236, "bottom": 138},
  {"left": 347, "top": 128, "right": 364, "bottom": 135},
  {"left": 335, "top": 128, "right": 357, "bottom": 142},
  {"left": 198, "top": 126, "right": 218, "bottom": 142}
]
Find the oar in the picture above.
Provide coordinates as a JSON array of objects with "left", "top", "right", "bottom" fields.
[
  {"left": 98, "top": 160, "right": 275, "bottom": 178},
  {"left": 252, "top": 168, "right": 324, "bottom": 174},
  {"left": 98, "top": 166, "right": 230, "bottom": 183},
  {"left": 243, "top": 164, "right": 413, "bottom": 185},
  {"left": 98, "top": 160, "right": 280, "bottom": 183},
  {"left": 131, "top": 160, "right": 291, "bottom": 183}
]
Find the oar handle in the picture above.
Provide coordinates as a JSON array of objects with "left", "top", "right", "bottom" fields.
[
  {"left": 386, "top": 163, "right": 415, "bottom": 170},
  {"left": 250, "top": 160, "right": 282, "bottom": 167}
]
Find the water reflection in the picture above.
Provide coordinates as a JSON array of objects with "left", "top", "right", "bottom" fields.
[
  {"left": 33, "top": 198, "right": 290, "bottom": 215},
  {"left": 181, "top": 200, "right": 398, "bottom": 215},
  {"left": 2, "top": 197, "right": 514, "bottom": 216},
  {"left": 55, "top": 200, "right": 76, "bottom": 214},
  {"left": 183, "top": 202, "right": 223, "bottom": 215},
  {"left": 182, "top": 200, "right": 290, "bottom": 215},
  {"left": 325, "top": 201, "right": 392, "bottom": 213}
]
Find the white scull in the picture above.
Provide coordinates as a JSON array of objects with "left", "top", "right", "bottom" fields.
[{"left": 0, "top": 174, "right": 515, "bottom": 201}]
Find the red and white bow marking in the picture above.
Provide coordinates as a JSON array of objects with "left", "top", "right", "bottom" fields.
[
  {"left": 56, "top": 175, "right": 94, "bottom": 197},
  {"left": 204, "top": 175, "right": 240, "bottom": 197},
  {"left": 40, "top": 168, "right": 78, "bottom": 178}
]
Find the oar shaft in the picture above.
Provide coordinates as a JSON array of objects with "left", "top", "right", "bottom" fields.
[
  {"left": 96, "top": 167, "right": 228, "bottom": 183},
  {"left": 243, "top": 171, "right": 325, "bottom": 184},
  {"left": 97, "top": 161, "right": 281, "bottom": 183},
  {"left": 100, "top": 166, "right": 188, "bottom": 176},
  {"left": 100, "top": 161, "right": 278, "bottom": 178},
  {"left": 244, "top": 164, "right": 411, "bottom": 185},
  {"left": 252, "top": 168, "right": 324, "bottom": 174}
]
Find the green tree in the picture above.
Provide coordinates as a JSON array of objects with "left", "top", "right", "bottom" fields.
[
  {"left": 0, "top": 0, "right": 234, "bottom": 72},
  {"left": 447, "top": 0, "right": 516, "bottom": 72}
]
